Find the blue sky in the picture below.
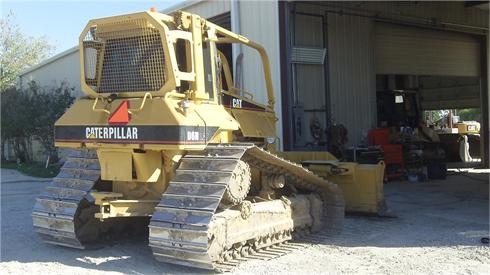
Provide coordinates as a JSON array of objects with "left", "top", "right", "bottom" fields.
[{"left": 2, "top": 0, "right": 183, "bottom": 56}]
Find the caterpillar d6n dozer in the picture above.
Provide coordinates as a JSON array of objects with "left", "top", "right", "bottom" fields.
[{"left": 32, "top": 10, "right": 344, "bottom": 270}]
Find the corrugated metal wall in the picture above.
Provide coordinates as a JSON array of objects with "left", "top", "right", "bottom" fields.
[
  {"left": 291, "top": 1, "right": 487, "bottom": 146},
  {"left": 288, "top": 12, "right": 329, "bottom": 149},
  {"left": 325, "top": 1, "right": 488, "bottom": 30},
  {"left": 19, "top": 49, "right": 82, "bottom": 97},
  {"left": 182, "top": 0, "right": 231, "bottom": 19},
  {"left": 327, "top": 13, "right": 376, "bottom": 146},
  {"left": 289, "top": 3, "right": 377, "bottom": 146},
  {"left": 238, "top": 1, "right": 283, "bottom": 142},
  {"left": 180, "top": 1, "right": 283, "bottom": 145}
]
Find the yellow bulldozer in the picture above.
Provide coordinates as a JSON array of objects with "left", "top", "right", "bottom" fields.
[{"left": 32, "top": 10, "right": 385, "bottom": 270}]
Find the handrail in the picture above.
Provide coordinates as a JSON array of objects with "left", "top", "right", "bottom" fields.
[
  {"left": 210, "top": 23, "right": 275, "bottom": 110},
  {"left": 92, "top": 96, "right": 110, "bottom": 114},
  {"left": 128, "top": 92, "right": 153, "bottom": 114},
  {"left": 92, "top": 93, "right": 153, "bottom": 115}
]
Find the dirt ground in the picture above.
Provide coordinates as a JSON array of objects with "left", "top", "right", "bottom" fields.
[{"left": 1, "top": 167, "right": 489, "bottom": 274}]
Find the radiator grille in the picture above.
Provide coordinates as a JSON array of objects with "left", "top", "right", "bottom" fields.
[{"left": 83, "top": 19, "right": 166, "bottom": 93}]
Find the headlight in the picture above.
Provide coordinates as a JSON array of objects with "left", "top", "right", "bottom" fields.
[{"left": 266, "top": 136, "right": 276, "bottom": 144}]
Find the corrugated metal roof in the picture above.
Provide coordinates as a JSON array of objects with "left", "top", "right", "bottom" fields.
[
  {"left": 160, "top": 0, "right": 201, "bottom": 14},
  {"left": 163, "top": 0, "right": 230, "bottom": 19},
  {"left": 19, "top": 46, "right": 78, "bottom": 76}
]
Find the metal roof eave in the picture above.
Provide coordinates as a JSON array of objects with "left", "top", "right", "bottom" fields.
[
  {"left": 20, "top": 0, "right": 205, "bottom": 77},
  {"left": 19, "top": 46, "right": 79, "bottom": 77},
  {"left": 160, "top": 0, "right": 201, "bottom": 14}
]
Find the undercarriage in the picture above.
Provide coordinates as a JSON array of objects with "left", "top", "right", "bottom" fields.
[{"left": 32, "top": 144, "right": 344, "bottom": 271}]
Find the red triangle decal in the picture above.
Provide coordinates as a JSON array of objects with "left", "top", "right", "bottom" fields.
[{"left": 108, "top": 100, "right": 130, "bottom": 125}]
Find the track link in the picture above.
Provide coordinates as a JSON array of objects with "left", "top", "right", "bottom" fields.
[
  {"left": 149, "top": 144, "right": 248, "bottom": 269},
  {"left": 32, "top": 150, "right": 100, "bottom": 249},
  {"left": 212, "top": 229, "right": 333, "bottom": 273},
  {"left": 149, "top": 143, "right": 344, "bottom": 271}
]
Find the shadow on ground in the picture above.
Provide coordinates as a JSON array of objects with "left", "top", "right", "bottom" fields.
[
  {"left": 1, "top": 169, "right": 488, "bottom": 274},
  {"left": 0, "top": 178, "right": 209, "bottom": 274},
  {"left": 314, "top": 170, "right": 489, "bottom": 248}
]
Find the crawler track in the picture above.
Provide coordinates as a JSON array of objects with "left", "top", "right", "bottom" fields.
[
  {"left": 211, "top": 230, "right": 330, "bottom": 273},
  {"left": 32, "top": 145, "right": 344, "bottom": 272},
  {"left": 32, "top": 150, "right": 101, "bottom": 248},
  {"left": 149, "top": 143, "right": 344, "bottom": 271}
]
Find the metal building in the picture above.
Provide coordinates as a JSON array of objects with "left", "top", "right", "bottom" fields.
[
  {"left": 18, "top": 46, "right": 82, "bottom": 97},
  {"left": 169, "top": 0, "right": 489, "bottom": 165},
  {"left": 18, "top": 0, "right": 489, "bottom": 165}
]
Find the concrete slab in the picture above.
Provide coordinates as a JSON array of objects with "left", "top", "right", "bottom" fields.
[
  {"left": 0, "top": 167, "right": 488, "bottom": 274},
  {"left": 0, "top": 168, "right": 52, "bottom": 183}
]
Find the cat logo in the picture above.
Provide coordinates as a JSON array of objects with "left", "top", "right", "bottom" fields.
[
  {"left": 85, "top": 127, "right": 138, "bottom": 140},
  {"left": 232, "top": 98, "right": 242, "bottom": 108}
]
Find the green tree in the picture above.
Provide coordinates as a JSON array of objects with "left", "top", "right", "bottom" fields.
[
  {"left": 425, "top": 110, "right": 448, "bottom": 124},
  {"left": 457, "top": 108, "right": 480, "bottom": 122},
  {"left": 1, "top": 86, "right": 35, "bottom": 162},
  {"left": 30, "top": 82, "right": 74, "bottom": 163},
  {"left": 1, "top": 81, "right": 74, "bottom": 163},
  {"left": 0, "top": 11, "right": 54, "bottom": 91}
]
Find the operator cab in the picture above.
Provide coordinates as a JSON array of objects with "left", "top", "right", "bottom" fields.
[{"left": 80, "top": 11, "right": 219, "bottom": 102}]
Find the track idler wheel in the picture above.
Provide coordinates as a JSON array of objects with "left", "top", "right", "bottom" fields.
[{"left": 223, "top": 160, "right": 251, "bottom": 205}]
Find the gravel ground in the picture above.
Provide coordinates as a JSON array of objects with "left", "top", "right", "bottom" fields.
[{"left": 1, "top": 168, "right": 489, "bottom": 274}]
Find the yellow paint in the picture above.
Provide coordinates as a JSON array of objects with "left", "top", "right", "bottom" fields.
[
  {"left": 231, "top": 109, "right": 276, "bottom": 138},
  {"left": 311, "top": 162, "right": 385, "bottom": 214},
  {"left": 97, "top": 150, "right": 132, "bottom": 181},
  {"left": 55, "top": 9, "right": 360, "bottom": 224},
  {"left": 280, "top": 151, "right": 386, "bottom": 214},
  {"left": 455, "top": 121, "right": 480, "bottom": 134},
  {"left": 132, "top": 150, "right": 162, "bottom": 182}
]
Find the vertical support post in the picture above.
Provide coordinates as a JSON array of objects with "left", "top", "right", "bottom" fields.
[
  {"left": 480, "top": 35, "right": 489, "bottom": 168},
  {"left": 230, "top": 0, "right": 242, "bottom": 88},
  {"left": 278, "top": 0, "right": 291, "bottom": 150},
  {"left": 191, "top": 14, "right": 207, "bottom": 100}
]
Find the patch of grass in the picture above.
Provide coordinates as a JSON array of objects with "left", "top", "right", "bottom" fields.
[{"left": 1, "top": 161, "right": 60, "bottom": 178}]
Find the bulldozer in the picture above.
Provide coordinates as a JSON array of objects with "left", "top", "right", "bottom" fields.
[{"left": 32, "top": 10, "right": 354, "bottom": 270}]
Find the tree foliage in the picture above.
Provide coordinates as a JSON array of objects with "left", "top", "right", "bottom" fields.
[
  {"left": 1, "top": 81, "right": 74, "bottom": 163},
  {"left": 1, "top": 86, "right": 33, "bottom": 162},
  {"left": 457, "top": 108, "right": 481, "bottom": 122},
  {"left": 0, "top": 11, "right": 54, "bottom": 91},
  {"left": 30, "top": 82, "right": 75, "bottom": 162}
]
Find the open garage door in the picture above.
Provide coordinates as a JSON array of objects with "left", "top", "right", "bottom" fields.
[
  {"left": 418, "top": 76, "right": 481, "bottom": 110},
  {"left": 375, "top": 22, "right": 482, "bottom": 111},
  {"left": 375, "top": 23, "right": 481, "bottom": 77}
]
